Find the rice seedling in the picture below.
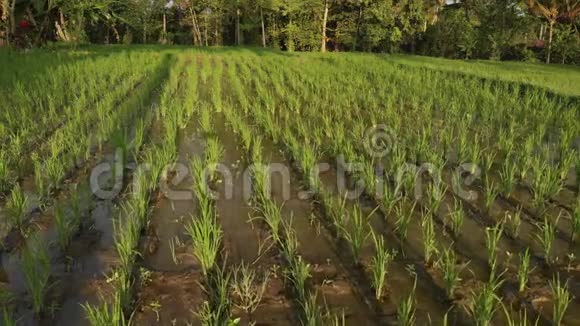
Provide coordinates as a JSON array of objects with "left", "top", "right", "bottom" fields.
[
  {"left": 499, "top": 157, "right": 518, "bottom": 196},
  {"left": 501, "top": 306, "right": 539, "bottom": 326},
  {"left": 326, "top": 193, "right": 349, "bottom": 239},
  {"left": 421, "top": 212, "right": 438, "bottom": 266},
  {"left": 446, "top": 199, "right": 465, "bottom": 237},
  {"left": 550, "top": 274, "right": 571, "bottom": 326},
  {"left": 361, "top": 161, "right": 378, "bottom": 195},
  {"left": 254, "top": 199, "right": 284, "bottom": 245},
  {"left": 395, "top": 202, "right": 415, "bottom": 241},
  {"left": 536, "top": 214, "right": 559, "bottom": 264},
  {"left": 1, "top": 307, "right": 16, "bottom": 326},
  {"left": 482, "top": 151, "right": 497, "bottom": 178},
  {"left": 54, "top": 204, "right": 75, "bottom": 251},
  {"left": 468, "top": 278, "right": 504, "bottom": 326},
  {"left": 340, "top": 207, "right": 375, "bottom": 263},
  {"left": 205, "top": 137, "right": 225, "bottom": 179},
  {"left": 397, "top": 278, "right": 416, "bottom": 326},
  {"left": 531, "top": 160, "right": 562, "bottom": 212},
  {"left": 401, "top": 170, "right": 419, "bottom": 200},
  {"left": 6, "top": 184, "right": 27, "bottom": 230},
  {"left": 113, "top": 208, "right": 141, "bottom": 276},
  {"left": 132, "top": 119, "right": 147, "bottom": 157},
  {"left": 485, "top": 223, "right": 503, "bottom": 269},
  {"left": 369, "top": 231, "right": 395, "bottom": 301},
  {"left": 427, "top": 182, "right": 446, "bottom": 215},
  {"left": 467, "top": 135, "right": 482, "bottom": 175},
  {"left": 517, "top": 249, "right": 532, "bottom": 293},
  {"left": 200, "top": 105, "right": 213, "bottom": 134},
  {"left": 280, "top": 220, "right": 301, "bottom": 262},
  {"left": 503, "top": 208, "right": 522, "bottom": 239},
  {"left": 185, "top": 212, "right": 223, "bottom": 278},
  {"left": 439, "top": 246, "right": 463, "bottom": 298},
  {"left": 382, "top": 180, "right": 402, "bottom": 216},
  {"left": 286, "top": 255, "right": 312, "bottom": 304},
  {"left": 70, "top": 184, "right": 85, "bottom": 220},
  {"left": 82, "top": 292, "right": 129, "bottom": 326},
  {"left": 301, "top": 292, "right": 326, "bottom": 326},
  {"left": 203, "top": 265, "right": 234, "bottom": 325},
  {"left": 0, "top": 156, "right": 11, "bottom": 193},
  {"left": 298, "top": 145, "right": 320, "bottom": 192},
  {"left": 190, "top": 156, "right": 212, "bottom": 201},
  {"left": 231, "top": 263, "right": 270, "bottom": 318},
  {"left": 557, "top": 148, "right": 575, "bottom": 182},
  {"left": 483, "top": 176, "right": 498, "bottom": 213},
  {"left": 196, "top": 301, "right": 240, "bottom": 326},
  {"left": 112, "top": 129, "right": 129, "bottom": 166},
  {"left": 21, "top": 235, "right": 51, "bottom": 314},
  {"left": 575, "top": 155, "right": 580, "bottom": 189}
]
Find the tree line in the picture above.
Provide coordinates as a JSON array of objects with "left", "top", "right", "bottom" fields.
[{"left": 1, "top": 0, "right": 579, "bottom": 64}]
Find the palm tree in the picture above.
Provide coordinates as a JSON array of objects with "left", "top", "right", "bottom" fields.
[{"left": 526, "top": 0, "right": 580, "bottom": 63}]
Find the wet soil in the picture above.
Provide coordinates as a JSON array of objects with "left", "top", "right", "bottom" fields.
[{"left": 260, "top": 138, "right": 381, "bottom": 325}]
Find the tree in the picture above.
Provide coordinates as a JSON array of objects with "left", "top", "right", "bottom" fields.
[
  {"left": 424, "top": 7, "right": 476, "bottom": 58},
  {"left": 552, "top": 22, "right": 580, "bottom": 63},
  {"left": 321, "top": 0, "right": 329, "bottom": 52},
  {"left": 357, "top": 0, "right": 397, "bottom": 51},
  {"left": 120, "top": 0, "right": 164, "bottom": 43},
  {"left": 526, "top": 0, "right": 580, "bottom": 63},
  {"left": 0, "top": 0, "right": 7, "bottom": 45},
  {"left": 177, "top": 0, "right": 203, "bottom": 45},
  {"left": 0, "top": 0, "right": 16, "bottom": 45}
]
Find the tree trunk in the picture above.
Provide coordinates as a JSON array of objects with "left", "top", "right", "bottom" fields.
[
  {"left": 189, "top": 8, "right": 199, "bottom": 45},
  {"left": 354, "top": 4, "right": 363, "bottom": 51},
  {"left": 546, "top": 20, "right": 554, "bottom": 64},
  {"left": 112, "top": 24, "right": 120, "bottom": 43},
  {"left": 236, "top": 8, "right": 241, "bottom": 45},
  {"left": 287, "top": 17, "right": 294, "bottom": 52},
  {"left": 260, "top": 7, "right": 266, "bottom": 47},
  {"left": 162, "top": 11, "right": 167, "bottom": 44},
  {"left": 204, "top": 13, "right": 208, "bottom": 46},
  {"left": 189, "top": 7, "right": 202, "bottom": 45},
  {"left": 321, "top": 0, "right": 329, "bottom": 52},
  {"left": 8, "top": 0, "right": 15, "bottom": 45},
  {"left": 194, "top": 11, "right": 202, "bottom": 45},
  {"left": 215, "top": 14, "right": 219, "bottom": 46},
  {"left": 56, "top": 9, "right": 71, "bottom": 42},
  {"left": 1, "top": 0, "right": 8, "bottom": 45}
]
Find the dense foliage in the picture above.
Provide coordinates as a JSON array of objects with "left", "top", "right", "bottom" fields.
[{"left": 0, "top": 0, "right": 578, "bottom": 63}]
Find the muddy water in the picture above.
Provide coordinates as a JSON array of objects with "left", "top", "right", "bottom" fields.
[
  {"left": 317, "top": 166, "right": 454, "bottom": 325},
  {"left": 470, "top": 170, "right": 577, "bottom": 249},
  {"left": 213, "top": 114, "right": 261, "bottom": 266},
  {"left": 213, "top": 114, "right": 297, "bottom": 325},
  {"left": 133, "top": 123, "right": 205, "bottom": 325},
  {"left": 440, "top": 169, "right": 580, "bottom": 325},
  {"left": 261, "top": 139, "right": 381, "bottom": 325},
  {"left": 0, "top": 144, "right": 116, "bottom": 325},
  {"left": 52, "top": 151, "right": 121, "bottom": 326},
  {"left": 142, "top": 124, "right": 204, "bottom": 272}
]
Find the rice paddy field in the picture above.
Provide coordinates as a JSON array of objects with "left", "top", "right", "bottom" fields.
[{"left": 0, "top": 46, "right": 579, "bottom": 326}]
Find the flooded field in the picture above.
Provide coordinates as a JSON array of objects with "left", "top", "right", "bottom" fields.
[{"left": 1, "top": 47, "right": 579, "bottom": 325}]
